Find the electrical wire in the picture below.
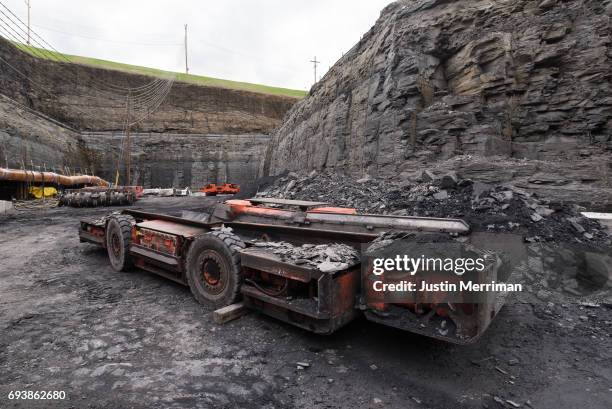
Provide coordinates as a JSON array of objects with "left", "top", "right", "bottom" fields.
[
  {"left": 0, "top": 1, "right": 166, "bottom": 94},
  {"left": 33, "top": 23, "right": 183, "bottom": 47},
  {"left": 0, "top": 2, "right": 175, "bottom": 118},
  {"left": 131, "top": 82, "right": 173, "bottom": 112},
  {"left": 245, "top": 278, "right": 289, "bottom": 297},
  {"left": 130, "top": 79, "right": 174, "bottom": 126},
  {"left": 0, "top": 1, "right": 177, "bottom": 182},
  {"left": 0, "top": 13, "right": 121, "bottom": 98}
]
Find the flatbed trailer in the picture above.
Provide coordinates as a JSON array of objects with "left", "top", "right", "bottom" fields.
[{"left": 79, "top": 198, "right": 506, "bottom": 344}]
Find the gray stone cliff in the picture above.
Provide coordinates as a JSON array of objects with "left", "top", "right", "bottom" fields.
[{"left": 265, "top": 0, "right": 612, "bottom": 205}]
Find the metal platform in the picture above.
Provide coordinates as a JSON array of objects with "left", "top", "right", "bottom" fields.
[
  {"left": 137, "top": 220, "right": 208, "bottom": 238},
  {"left": 248, "top": 198, "right": 329, "bottom": 210},
  {"left": 238, "top": 245, "right": 361, "bottom": 334}
]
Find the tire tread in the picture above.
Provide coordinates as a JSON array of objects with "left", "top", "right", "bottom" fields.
[
  {"left": 106, "top": 214, "right": 135, "bottom": 272},
  {"left": 185, "top": 230, "right": 245, "bottom": 308}
]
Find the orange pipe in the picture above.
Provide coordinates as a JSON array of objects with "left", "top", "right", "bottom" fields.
[
  {"left": 0, "top": 168, "right": 109, "bottom": 187},
  {"left": 225, "top": 199, "right": 359, "bottom": 219},
  {"left": 226, "top": 200, "right": 295, "bottom": 219}
]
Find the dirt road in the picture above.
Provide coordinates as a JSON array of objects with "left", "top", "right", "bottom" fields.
[{"left": 0, "top": 198, "right": 610, "bottom": 408}]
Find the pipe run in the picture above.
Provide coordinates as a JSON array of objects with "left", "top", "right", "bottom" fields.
[{"left": 0, "top": 167, "right": 109, "bottom": 187}]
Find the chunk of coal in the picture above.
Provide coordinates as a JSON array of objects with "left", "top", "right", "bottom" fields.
[
  {"left": 252, "top": 241, "right": 359, "bottom": 273},
  {"left": 421, "top": 170, "right": 437, "bottom": 182},
  {"left": 440, "top": 172, "right": 458, "bottom": 189}
]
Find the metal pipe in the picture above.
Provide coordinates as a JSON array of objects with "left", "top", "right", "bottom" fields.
[
  {"left": 0, "top": 167, "right": 109, "bottom": 187},
  {"left": 224, "top": 200, "right": 470, "bottom": 234},
  {"left": 304, "top": 212, "right": 471, "bottom": 234}
]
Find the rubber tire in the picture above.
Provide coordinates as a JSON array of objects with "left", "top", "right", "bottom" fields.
[
  {"left": 106, "top": 215, "right": 135, "bottom": 272},
  {"left": 186, "top": 231, "right": 245, "bottom": 308}
]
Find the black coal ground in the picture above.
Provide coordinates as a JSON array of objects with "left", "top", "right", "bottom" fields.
[{"left": 0, "top": 197, "right": 610, "bottom": 409}]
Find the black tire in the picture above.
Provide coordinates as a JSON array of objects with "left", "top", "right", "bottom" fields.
[
  {"left": 186, "top": 230, "right": 245, "bottom": 308},
  {"left": 106, "top": 215, "right": 135, "bottom": 272}
]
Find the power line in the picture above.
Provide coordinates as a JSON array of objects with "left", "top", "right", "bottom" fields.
[
  {"left": 191, "top": 38, "right": 298, "bottom": 74},
  {"left": 0, "top": 7, "right": 119, "bottom": 96},
  {"left": 0, "top": 1, "right": 166, "bottom": 94},
  {"left": 0, "top": 54, "right": 125, "bottom": 126},
  {"left": 0, "top": 4, "right": 176, "bottom": 131},
  {"left": 34, "top": 14, "right": 181, "bottom": 43},
  {"left": 43, "top": 23, "right": 179, "bottom": 46},
  {"left": 0, "top": 3, "right": 175, "bottom": 128},
  {"left": 0, "top": 2, "right": 177, "bottom": 184},
  {"left": 24, "top": 0, "right": 29, "bottom": 44},
  {"left": 32, "top": 23, "right": 183, "bottom": 47},
  {"left": 5, "top": 1, "right": 306, "bottom": 84}
]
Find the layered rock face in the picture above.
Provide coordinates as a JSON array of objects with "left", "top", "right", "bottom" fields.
[
  {"left": 0, "top": 95, "right": 92, "bottom": 172},
  {"left": 82, "top": 132, "right": 269, "bottom": 188},
  {"left": 266, "top": 0, "right": 612, "bottom": 205},
  {"left": 0, "top": 37, "right": 297, "bottom": 187},
  {"left": 0, "top": 37, "right": 295, "bottom": 134}
]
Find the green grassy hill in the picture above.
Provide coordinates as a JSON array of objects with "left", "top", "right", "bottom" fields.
[{"left": 13, "top": 42, "right": 306, "bottom": 98}]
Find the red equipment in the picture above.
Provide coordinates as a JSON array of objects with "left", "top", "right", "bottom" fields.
[
  {"left": 78, "top": 198, "right": 507, "bottom": 344},
  {"left": 200, "top": 183, "right": 240, "bottom": 196}
]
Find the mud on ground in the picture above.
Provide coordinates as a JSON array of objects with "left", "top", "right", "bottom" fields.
[{"left": 0, "top": 197, "right": 610, "bottom": 409}]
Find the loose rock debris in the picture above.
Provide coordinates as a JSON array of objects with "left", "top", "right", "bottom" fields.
[
  {"left": 257, "top": 171, "right": 610, "bottom": 247},
  {"left": 257, "top": 171, "right": 612, "bottom": 305},
  {"left": 252, "top": 240, "right": 360, "bottom": 273}
]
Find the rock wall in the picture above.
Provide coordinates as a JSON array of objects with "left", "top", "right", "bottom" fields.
[
  {"left": 0, "top": 37, "right": 298, "bottom": 188},
  {"left": 0, "top": 95, "right": 92, "bottom": 173},
  {"left": 266, "top": 0, "right": 612, "bottom": 205},
  {"left": 0, "top": 37, "right": 296, "bottom": 134},
  {"left": 81, "top": 132, "right": 269, "bottom": 188}
]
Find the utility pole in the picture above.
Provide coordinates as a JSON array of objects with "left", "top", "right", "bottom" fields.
[
  {"left": 184, "top": 24, "right": 189, "bottom": 75},
  {"left": 25, "top": 0, "right": 30, "bottom": 45},
  {"left": 125, "top": 93, "right": 132, "bottom": 186},
  {"left": 310, "top": 56, "right": 320, "bottom": 85}
]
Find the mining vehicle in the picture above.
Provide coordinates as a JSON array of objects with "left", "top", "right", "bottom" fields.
[
  {"left": 78, "top": 198, "right": 509, "bottom": 344},
  {"left": 200, "top": 183, "right": 240, "bottom": 196}
]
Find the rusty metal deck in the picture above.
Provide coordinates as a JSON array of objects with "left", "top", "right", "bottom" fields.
[{"left": 137, "top": 220, "right": 209, "bottom": 238}]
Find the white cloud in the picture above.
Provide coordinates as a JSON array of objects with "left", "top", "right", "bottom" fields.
[{"left": 1, "top": 0, "right": 392, "bottom": 90}]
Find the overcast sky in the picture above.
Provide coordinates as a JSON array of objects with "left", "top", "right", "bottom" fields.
[{"left": 1, "top": 0, "right": 392, "bottom": 90}]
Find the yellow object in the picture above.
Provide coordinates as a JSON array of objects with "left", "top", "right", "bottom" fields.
[{"left": 29, "top": 186, "right": 58, "bottom": 199}]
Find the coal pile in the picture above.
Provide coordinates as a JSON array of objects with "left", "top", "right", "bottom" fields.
[
  {"left": 516, "top": 242, "right": 612, "bottom": 304},
  {"left": 252, "top": 240, "right": 359, "bottom": 273},
  {"left": 257, "top": 171, "right": 398, "bottom": 213},
  {"left": 257, "top": 171, "right": 611, "bottom": 247}
]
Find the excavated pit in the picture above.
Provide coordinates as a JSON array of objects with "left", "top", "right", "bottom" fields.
[{"left": 1, "top": 0, "right": 612, "bottom": 407}]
